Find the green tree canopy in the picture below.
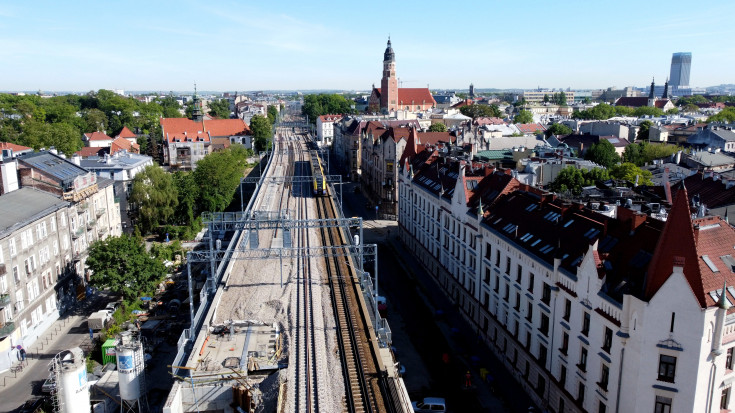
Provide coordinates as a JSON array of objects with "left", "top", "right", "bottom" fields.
[
  {"left": 551, "top": 92, "right": 567, "bottom": 106},
  {"left": 250, "top": 115, "right": 272, "bottom": 152},
  {"left": 129, "top": 165, "right": 178, "bottom": 233},
  {"left": 676, "top": 95, "right": 709, "bottom": 106},
  {"left": 609, "top": 162, "right": 653, "bottom": 185},
  {"left": 632, "top": 106, "right": 664, "bottom": 117},
  {"left": 18, "top": 121, "right": 83, "bottom": 156},
  {"left": 546, "top": 123, "right": 572, "bottom": 136},
  {"left": 548, "top": 167, "right": 610, "bottom": 196},
  {"left": 513, "top": 110, "right": 533, "bottom": 124},
  {"left": 172, "top": 171, "right": 199, "bottom": 227},
  {"left": 208, "top": 98, "right": 231, "bottom": 119},
  {"left": 87, "top": 235, "right": 166, "bottom": 301},
  {"left": 428, "top": 123, "right": 447, "bottom": 132},
  {"left": 573, "top": 103, "right": 616, "bottom": 120},
  {"left": 584, "top": 140, "right": 620, "bottom": 169},
  {"left": 267, "top": 105, "right": 278, "bottom": 125},
  {"left": 459, "top": 104, "right": 502, "bottom": 119},
  {"left": 193, "top": 148, "right": 248, "bottom": 213},
  {"left": 637, "top": 120, "right": 653, "bottom": 141},
  {"left": 301, "top": 94, "right": 354, "bottom": 122},
  {"left": 683, "top": 104, "right": 700, "bottom": 113},
  {"left": 708, "top": 107, "right": 735, "bottom": 123}
]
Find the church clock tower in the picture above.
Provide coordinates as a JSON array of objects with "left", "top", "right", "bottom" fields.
[{"left": 380, "top": 38, "right": 398, "bottom": 112}]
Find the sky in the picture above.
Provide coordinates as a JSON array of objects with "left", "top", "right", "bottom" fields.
[{"left": 1, "top": 0, "right": 734, "bottom": 93}]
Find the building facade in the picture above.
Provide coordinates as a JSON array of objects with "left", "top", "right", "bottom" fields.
[
  {"left": 0, "top": 188, "right": 75, "bottom": 372},
  {"left": 398, "top": 150, "right": 735, "bottom": 412},
  {"left": 669, "top": 52, "right": 692, "bottom": 89},
  {"left": 316, "top": 114, "right": 342, "bottom": 147}
]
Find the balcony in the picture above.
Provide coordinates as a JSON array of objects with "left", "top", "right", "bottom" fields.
[
  {"left": 86, "top": 219, "right": 96, "bottom": 230},
  {"left": 72, "top": 227, "right": 85, "bottom": 239},
  {"left": 0, "top": 321, "right": 15, "bottom": 338},
  {"left": 95, "top": 207, "right": 106, "bottom": 217},
  {"left": 77, "top": 202, "right": 89, "bottom": 213},
  {"left": 0, "top": 293, "right": 10, "bottom": 307}
]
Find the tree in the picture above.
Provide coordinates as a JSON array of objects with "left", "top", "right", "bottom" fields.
[
  {"left": 428, "top": 123, "right": 447, "bottom": 132},
  {"left": 552, "top": 92, "right": 567, "bottom": 106},
  {"left": 632, "top": 106, "right": 664, "bottom": 117},
  {"left": 584, "top": 140, "right": 620, "bottom": 169},
  {"left": 548, "top": 167, "right": 610, "bottom": 196},
  {"left": 87, "top": 235, "right": 166, "bottom": 302},
  {"left": 513, "top": 110, "right": 533, "bottom": 124},
  {"left": 267, "top": 106, "right": 278, "bottom": 125},
  {"left": 18, "top": 121, "right": 83, "bottom": 156},
  {"left": 666, "top": 108, "right": 679, "bottom": 115},
  {"left": 250, "top": 115, "right": 272, "bottom": 152},
  {"left": 676, "top": 95, "right": 708, "bottom": 106},
  {"left": 459, "top": 104, "right": 502, "bottom": 119},
  {"left": 193, "top": 149, "right": 246, "bottom": 213},
  {"left": 155, "top": 95, "right": 183, "bottom": 118},
  {"left": 614, "top": 106, "right": 635, "bottom": 117},
  {"left": 582, "top": 97, "right": 592, "bottom": 104},
  {"left": 136, "top": 136, "right": 149, "bottom": 155},
  {"left": 573, "top": 103, "right": 616, "bottom": 120},
  {"left": 172, "top": 171, "right": 199, "bottom": 226},
  {"left": 708, "top": 107, "right": 735, "bottom": 123},
  {"left": 208, "top": 98, "right": 231, "bottom": 119},
  {"left": 683, "top": 104, "right": 700, "bottom": 113},
  {"left": 129, "top": 165, "right": 178, "bottom": 234},
  {"left": 609, "top": 162, "right": 653, "bottom": 185},
  {"left": 82, "top": 108, "right": 108, "bottom": 132},
  {"left": 543, "top": 94, "right": 550, "bottom": 103},
  {"left": 546, "top": 123, "right": 572, "bottom": 136},
  {"left": 637, "top": 120, "right": 653, "bottom": 141},
  {"left": 622, "top": 141, "right": 645, "bottom": 166},
  {"left": 301, "top": 94, "right": 354, "bottom": 123}
]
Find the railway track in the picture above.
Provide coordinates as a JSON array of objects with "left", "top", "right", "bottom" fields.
[{"left": 316, "top": 182, "right": 384, "bottom": 413}]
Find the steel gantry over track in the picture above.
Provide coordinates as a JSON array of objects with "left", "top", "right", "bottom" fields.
[{"left": 184, "top": 212, "right": 390, "bottom": 350}]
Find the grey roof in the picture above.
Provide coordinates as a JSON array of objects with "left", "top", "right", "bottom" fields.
[
  {"left": 0, "top": 188, "right": 69, "bottom": 238},
  {"left": 18, "top": 151, "right": 89, "bottom": 185},
  {"left": 79, "top": 153, "right": 152, "bottom": 171},
  {"left": 688, "top": 151, "right": 735, "bottom": 167},
  {"left": 97, "top": 177, "right": 114, "bottom": 189}
]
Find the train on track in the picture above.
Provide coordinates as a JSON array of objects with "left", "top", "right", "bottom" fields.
[{"left": 310, "top": 150, "right": 327, "bottom": 196}]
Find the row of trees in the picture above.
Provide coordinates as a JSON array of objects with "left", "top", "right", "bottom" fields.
[
  {"left": 571, "top": 103, "right": 675, "bottom": 120},
  {"left": 0, "top": 90, "right": 185, "bottom": 156},
  {"left": 543, "top": 92, "right": 567, "bottom": 106},
  {"left": 129, "top": 145, "right": 254, "bottom": 237},
  {"left": 459, "top": 104, "right": 502, "bottom": 119},
  {"left": 302, "top": 94, "right": 354, "bottom": 123}
]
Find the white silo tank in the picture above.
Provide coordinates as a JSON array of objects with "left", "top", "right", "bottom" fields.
[
  {"left": 116, "top": 331, "right": 145, "bottom": 407},
  {"left": 56, "top": 347, "right": 90, "bottom": 413}
]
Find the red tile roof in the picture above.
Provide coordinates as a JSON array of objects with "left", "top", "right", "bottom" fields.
[
  {"left": 84, "top": 131, "right": 113, "bottom": 142},
  {"left": 110, "top": 137, "right": 139, "bottom": 155},
  {"left": 116, "top": 126, "right": 137, "bottom": 139},
  {"left": 654, "top": 99, "right": 672, "bottom": 109},
  {"left": 160, "top": 118, "right": 250, "bottom": 143},
  {"left": 318, "top": 114, "right": 343, "bottom": 122},
  {"left": 516, "top": 123, "right": 546, "bottom": 134},
  {"left": 373, "top": 88, "right": 436, "bottom": 107},
  {"left": 75, "top": 146, "right": 109, "bottom": 157},
  {"left": 474, "top": 117, "right": 506, "bottom": 126},
  {"left": 0, "top": 142, "right": 32, "bottom": 152}
]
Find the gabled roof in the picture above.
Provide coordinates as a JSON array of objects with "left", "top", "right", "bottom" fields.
[
  {"left": 0, "top": 141, "right": 32, "bottom": 152},
  {"left": 516, "top": 123, "right": 546, "bottom": 134},
  {"left": 654, "top": 99, "right": 672, "bottom": 109},
  {"left": 75, "top": 147, "right": 109, "bottom": 158},
  {"left": 84, "top": 131, "right": 113, "bottom": 142},
  {"left": 615, "top": 97, "right": 650, "bottom": 107},
  {"left": 116, "top": 126, "right": 137, "bottom": 139},
  {"left": 17, "top": 151, "right": 90, "bottom": 185},
  {"left": 474, "top": 117, "right": 506, "bottom": 126},
  {"left": 372, "top": 87, "right": 436, "bottom": 107},
  {"left": 318, "top": 114, "right": 343, "bottom": 122},
  {"left": 681, "top": 172, "right": 735, "bottom": 209},
  {"left": 110, "top": 137, "right": 139, "bottom": 155},
  {"left": 160, "top": 118, "right": 250, "bottom": 143}
]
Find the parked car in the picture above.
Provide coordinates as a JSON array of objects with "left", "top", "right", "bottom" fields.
[
  {"left": 412, "top": 397, "right": 446, "bottom": 413},
  {"left": 105, "top": 300, "right": 121, "bottom": 313},
  {"left": 19, "top": 397, "right": 45, "bottom": 413},
  {"left": 41, "top": 373, "right": 55, "bottom": 394}
]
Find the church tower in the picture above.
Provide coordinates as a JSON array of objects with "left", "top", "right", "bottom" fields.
[
  {"left": 380, "top": 38, "right": 398, "bottom": 112},
  {"left": 648, "top": 78, "right": 656, "bottom": 108}
]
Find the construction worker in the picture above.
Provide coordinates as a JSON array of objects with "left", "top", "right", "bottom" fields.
[{"left": 464, "top": 370, "right": 472, "bottom": 387}]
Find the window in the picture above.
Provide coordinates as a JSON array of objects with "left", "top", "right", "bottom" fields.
[
  {"left": 9, "top": 238, "right": 16, "bottom": 257},
  {"left": 561, "top": 331, "right": 569, "bottom": 355},
  {"left": 559, "top": 365, "right": 567, "bottom": 387},
  {"left": 516, "top": 264, "right": 522, "bottom": 283},
  {"left": 538, "top": 344, "right": 548, "bottom": 365},
  {"left": 525, "top": 331, "right": 531, "bottom": 349},
  {"left": 13, "top": 266, "right": 19, "bottom": 284},
  {"left": 526, "top": 301, "right": 532, "bottom": 320},
  {"left": 727, "top": 347, "right": 734, "bottom": 370},
  {"left": 563, "top": 299, "right": 571, "bottom": 321},
  {"left": 0, "top": 275, "right": 6, "bottom": 293},
  {"left": 495, "top": 251, "right": 500, "bottom": 267},
  {"left": 50, "top": 216, "right": 56, "bottom": 232},
  {"left": 15, "top": 290, "right": 24, "bottom": 311},
  {"left": 658, "top": 355, "right": 677, "bottom": 383},
  {"left": 598, "top": 401, "right": 607, "bottom": 413},
  {"left": 484, "top": 268, "right": 490, "bottom": 285},
  {"left": 504, "top": 284, "right": 510, "bottom": 302},
  {"left": 540, "top": 314, "right": 549, "bottom": 336},
  {"left": 654, "top": 396, "right": 672, "bottom": 413},
  {"left": 485, "top": 242, "right": 492, "bottom": 259},
  {"left": 578, "top": 382, "right": 585, "bottom": 403},
  {"left": 542, "top": 283, "right": 551, "bottom": 305},
  {"left": 0, "top": 243, "right": 3, "bottom": 264},
  {"left": 60, "top": 213, "right": 67, "bottom": 227},
  {"left": 559, "top": 398, "right": 565, "bottom": 413},
  {"left": 506, "top": 257, "right": 511, "bottom": 274},
  {"left": 493, "top": 275, "right": 500, "bottom": 293},
  {"left": 528, "top": 273, "right": 535, "bottom": 293},
  {"left": 603, "top": 327, "right": 613, "bottom": 353},
  {"left": 721, "top": 388, "right": 731, "bottom": 410},
  {"left": 578, "top": 347, "right": 588, "bottom": 372},
  {"left": 598, "top": 364, "right": 610, "bottom": 391},
  {"left": 582, "top": 312, "right": 591, "bottom": 336}
]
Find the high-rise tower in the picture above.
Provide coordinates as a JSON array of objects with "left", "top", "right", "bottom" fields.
[
  {"left": 380, "top": 38, "right": 398, "bottom": 112},
  {"left": 669, "top": 52, "right": 692, "bottom": 89}
]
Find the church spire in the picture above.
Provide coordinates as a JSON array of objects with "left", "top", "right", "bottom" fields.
[
  {"left": 663, "top": 78, "right": 669, "bottom": 99},
  {"left": 191, "top": 82, "right": 203, "bottom": 122},
  {"left": 649, "top": 78, "right": 656, "bottom": 99}
]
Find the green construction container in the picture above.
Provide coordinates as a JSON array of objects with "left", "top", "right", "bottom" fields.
[{"left": 101, "top": 338, "right": 117, "bottom": 365}]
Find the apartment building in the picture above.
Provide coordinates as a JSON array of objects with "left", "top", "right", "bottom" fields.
[
  {"left": 398, "top": 150, "right": 735, "bottom": 412},
  {"left": 316, "top": 114, "right": 342, "bottom": 147},
  {"left": 0, "top": 188, "right": 75, "bottom": 372}
]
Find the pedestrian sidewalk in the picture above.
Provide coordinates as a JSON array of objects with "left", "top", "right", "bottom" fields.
[{"left": 0, "top": 313, "right": 86, "bottom": 388}]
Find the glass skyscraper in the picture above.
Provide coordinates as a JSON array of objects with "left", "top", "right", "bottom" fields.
[{"left": 669, "top": 52, "right": 692, "bottom": 88}]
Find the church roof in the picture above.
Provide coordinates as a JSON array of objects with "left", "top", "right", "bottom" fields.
[
  {"left": 614, "top": 97, "right": 650, "bottom": 107},
  {"left": 373, "top": 87, "right": 436, "bottom": 107}
]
